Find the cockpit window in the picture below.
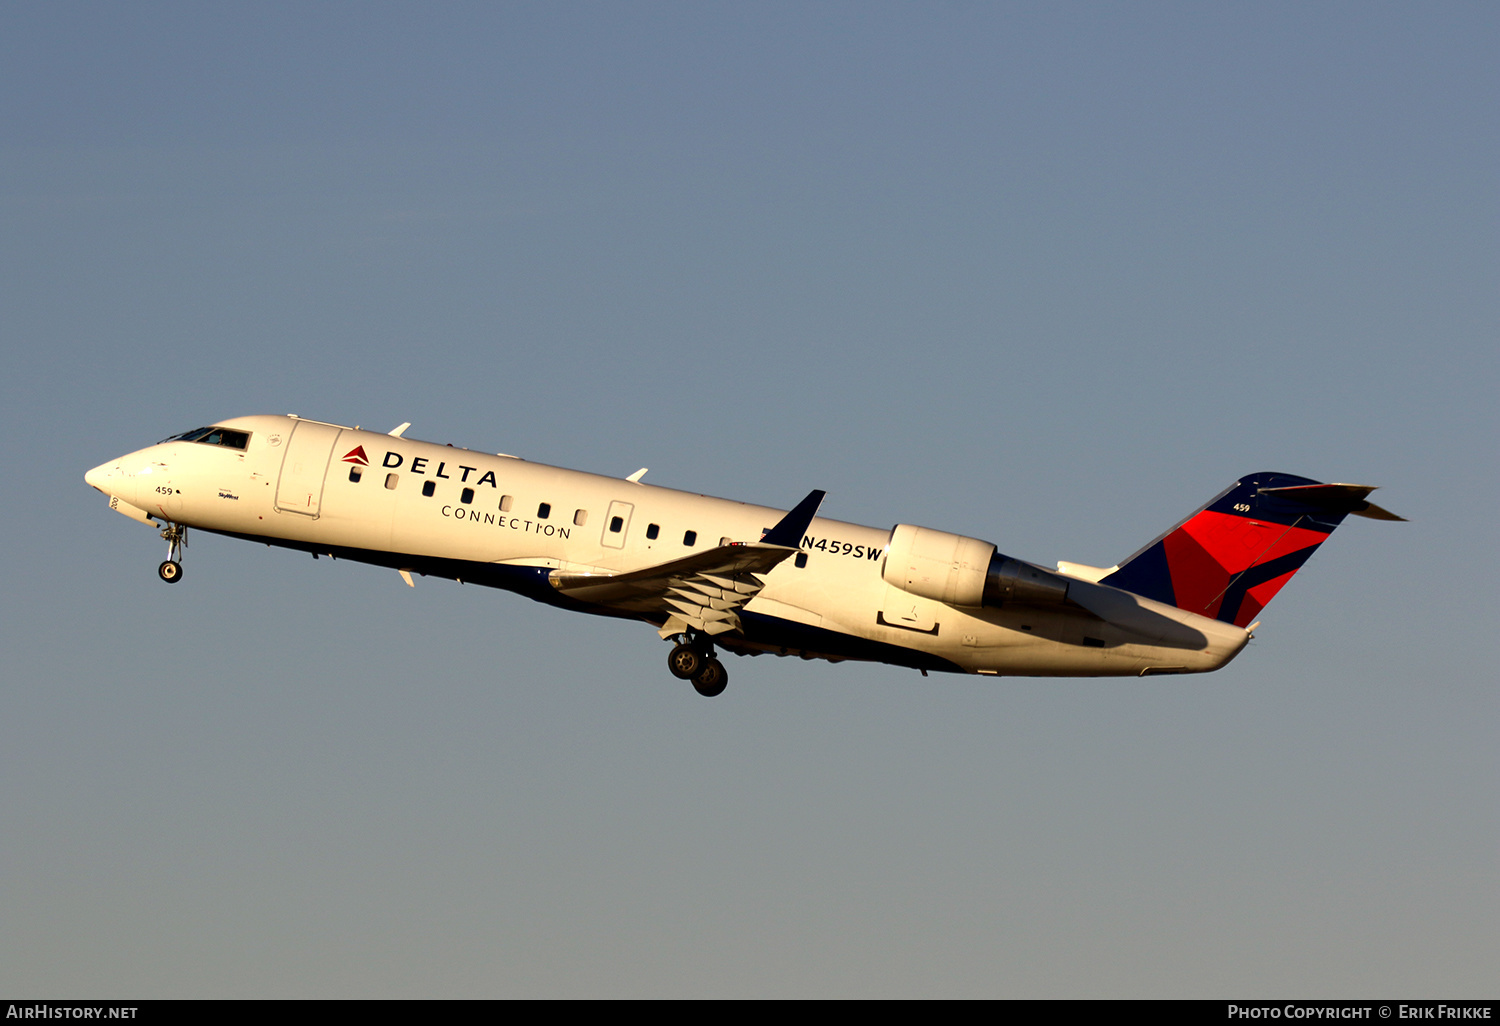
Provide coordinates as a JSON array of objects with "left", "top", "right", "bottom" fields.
[
  {"left": 160, "top": 426, "right": 250, "bottom": 450},
  {"left": 200, "top": 428, "right": 249, "bottom": 450},
  {"left": 161, "top": 427, "right": 214, "bottom": 443}
]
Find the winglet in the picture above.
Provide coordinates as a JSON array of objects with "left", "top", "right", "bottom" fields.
[
  {"left": 389, "top": 422, "right": 411, "bottom": 438},
  {"left": 761, "top": 489, "right": 826, "bottom": 548}
]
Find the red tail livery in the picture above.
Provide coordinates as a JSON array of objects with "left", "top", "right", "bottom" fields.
[{"left": 1102, "top": 474, "right": 1404, "bottom": 627}]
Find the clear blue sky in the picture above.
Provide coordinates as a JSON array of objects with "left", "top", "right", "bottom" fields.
[{"left": 2, "top": 1, "right": 1495, "bottom": 997}]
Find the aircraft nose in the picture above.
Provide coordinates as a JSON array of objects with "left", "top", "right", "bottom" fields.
[
  {"left": 85, "top": 459, "right": 135, "bottom": 505},
  {"left": 85, "top": 461, "right": 113, "bottom": 492}
]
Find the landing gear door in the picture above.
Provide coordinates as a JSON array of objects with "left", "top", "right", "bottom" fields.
[
  {"left": 274, "top": 420, "right": 342, "bottom": 517},
  {"left": 601, "top": 500, "right": 634, "bottom": 549}
]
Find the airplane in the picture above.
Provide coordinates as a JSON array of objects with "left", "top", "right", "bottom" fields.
[{"left": 84, "top": 414, "right": 1402, "bottom": 697}]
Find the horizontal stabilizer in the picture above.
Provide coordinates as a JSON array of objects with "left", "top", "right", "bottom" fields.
[{"left": 1258, "top": 483, "right": 1406, "bottom": 521}]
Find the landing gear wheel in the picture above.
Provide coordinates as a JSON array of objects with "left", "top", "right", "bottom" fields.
[
  {"left": 157, "top": 522, "right": 187, "bottom": 583},
  {"left": 668, "top": 643, "right": 704, "bottom": 680},
  {"left": 692, "top": 658, "right": 728, "bottom": 698}
]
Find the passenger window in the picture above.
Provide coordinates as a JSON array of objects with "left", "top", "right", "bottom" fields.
[
  {"left": 499, "top": 495, "right": 513, "bottom": 512},
  {"left": 646, "top": 523, "right": 660, "bottom": 540},
  {"left": 574, "top": 509, "right": 588, "bottom": 526},
  {"left": 683, "top": 530, "right": 697, "bottom": 546},
  {"left": 349, "top": 467, "right": 362, "bottom": 483},
  {"left": 609, "top": 516, "right": 624, "bottom": 533},
  {"left": 461, "top": 488, "right": 474, "bottom": 504},
  {"left": 537, "top": 503, "right": 551, "bottom": 519},
  {"left": 422, "top": 481, "right": 436, "bottom": 498},
  {"left": 385, "top": 473, "right": 399, "bottom": 490},
  {"left": 795, "top": 552, "right": 808, "bottom": 568}
]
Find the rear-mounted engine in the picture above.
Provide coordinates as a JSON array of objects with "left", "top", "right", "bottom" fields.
[{"left": 882, "top": 524, "right": 1070, "bottom": 608}]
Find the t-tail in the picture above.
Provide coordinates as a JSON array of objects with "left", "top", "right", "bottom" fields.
[{"left": 1099, "top": 473, "right": 1404, "bottom": 628}]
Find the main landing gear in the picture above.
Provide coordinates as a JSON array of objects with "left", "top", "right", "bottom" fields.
[
  {"left": 157, "top": 522, "right": 187, "bottom": 584},
  {"left": 667, "top": 636, "right": 728, "bottom": 698}
]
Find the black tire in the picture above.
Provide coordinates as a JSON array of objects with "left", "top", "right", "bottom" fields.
[
  {"left": 158, "top": 560, "right": 183, "bottom": 584},
  {"left": 668, "top": 643, "right": 703, "bottom": 680},
  {"left": 692, "top": 658, "right": 728, "bottom": 698}
]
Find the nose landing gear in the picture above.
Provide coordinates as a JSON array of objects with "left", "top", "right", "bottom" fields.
[
  {"left": 157, "top": 522, "right": 187, "bottom": 584},
  {"left": 667, "top": 636, "right": 729, "bottom": 697}
]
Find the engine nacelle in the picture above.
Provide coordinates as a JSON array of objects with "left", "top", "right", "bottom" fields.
[
  {"left": 883, "top": 524, "right": 1073, "bottom": 609},
  {"left": 882, "top": 524, "right": 996, "bottom": 607},
  {"left": 982, "top": 556, "right": 1071, "bottom": 607}
]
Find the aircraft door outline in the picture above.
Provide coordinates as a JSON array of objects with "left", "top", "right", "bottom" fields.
[
  {"left": 601, "top": 500, "right": 635, "bottom": 549},
  {"left": 274, "top": 420, "right": 342, "bottom": 517}
]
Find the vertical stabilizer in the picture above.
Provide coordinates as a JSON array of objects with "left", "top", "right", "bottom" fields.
[{"left": 1100, "top": 473, "right": 1400, "bottom": 628}]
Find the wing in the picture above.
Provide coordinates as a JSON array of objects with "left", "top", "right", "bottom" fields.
[{"left": 548, "top": 489, "right": 825, "bottom": 638}]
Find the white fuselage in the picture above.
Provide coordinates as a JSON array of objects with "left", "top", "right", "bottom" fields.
[{"left": 85, "top": 414, "right": 1249, "bottom": 677}]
